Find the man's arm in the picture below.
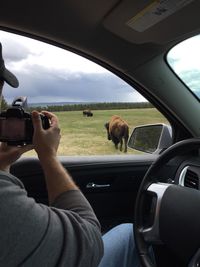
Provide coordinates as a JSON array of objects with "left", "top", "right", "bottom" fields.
[
  {"left": 32, "top": 110, "right": 79, "bottom": 204},
  {"left": 32, "top": 110, "right": 103, "bottom": 227}
]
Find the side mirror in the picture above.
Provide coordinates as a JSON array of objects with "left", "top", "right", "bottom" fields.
[{"left": 128, "top": 124, "right": 172, "bottom": 154}]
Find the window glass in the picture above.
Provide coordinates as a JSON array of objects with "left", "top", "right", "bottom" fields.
[
  {"left": 0, "top": 31, "right": 168, "bottom": 156},
  {"left": 167, "top": 34, "right": 200, "bottom": 99}
]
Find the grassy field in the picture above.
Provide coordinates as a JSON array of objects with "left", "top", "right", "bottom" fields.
[{"left": 24, "top": 108, "right": 168, "bottom": 156}]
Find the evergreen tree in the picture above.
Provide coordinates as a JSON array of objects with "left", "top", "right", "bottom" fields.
[{"left": 1, "top": 95, "right": 8, "bottom": 111}]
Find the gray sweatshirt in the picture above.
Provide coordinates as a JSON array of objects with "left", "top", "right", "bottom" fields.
[{"left": 0, "top": 171, "right": 103, "bottom": 267}]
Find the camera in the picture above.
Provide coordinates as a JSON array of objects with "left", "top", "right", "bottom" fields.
[{"left": 0, "top": 96, "right": 50, "bottom": 146}]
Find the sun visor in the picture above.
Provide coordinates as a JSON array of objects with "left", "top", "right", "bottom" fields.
[{"left": 103, "top": 0, "right": 198, "bottom": 44}]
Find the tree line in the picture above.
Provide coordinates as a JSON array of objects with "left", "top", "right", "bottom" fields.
[
  {"left": 1, "top": 97, "right": 153, "bottom": 112},
  {"left": 27, "top": 102, "right": 153, "bottom": 112}
]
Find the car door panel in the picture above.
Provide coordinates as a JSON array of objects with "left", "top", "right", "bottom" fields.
[{"left": 11, "top": 154, "right": 157, "bottom": 232}]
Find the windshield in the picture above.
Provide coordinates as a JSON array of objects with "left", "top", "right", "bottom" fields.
[{"left": 167, "top": 34, "right": 200, "bottom": 99}]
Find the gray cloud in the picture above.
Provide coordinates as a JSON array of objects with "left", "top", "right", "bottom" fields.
[
  {"left": 3, "top": 67, "right": 141, "bottom": 104},
  {"left": 1, "top": 39, "right": 31, "bottom": 63},
  {"left": 178, "top": 69, "right": 200, "bottom": 96}
]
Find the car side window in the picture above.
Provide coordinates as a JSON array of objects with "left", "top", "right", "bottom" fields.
[{"left": 0, "top": 30, "right": 169, "bottom": 156}]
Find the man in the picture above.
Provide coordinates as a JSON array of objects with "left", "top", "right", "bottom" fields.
[
  {"left": 0, "top": 43, "right": 103, "bottom": 266},
  {"left": 0, "top": 42, "right": 139, "bottom": 267}
]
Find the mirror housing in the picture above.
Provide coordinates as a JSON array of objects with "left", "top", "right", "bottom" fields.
[{"left": 128, "top": 124, "right": 172, "bottom": 154}]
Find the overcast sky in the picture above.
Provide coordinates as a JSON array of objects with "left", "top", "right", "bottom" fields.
[
  {"left": 0, "top": 30, "right": 147, "bottom": 104},
  {"left": 1, "top": 31, "right": 200, "bottom": 105}
]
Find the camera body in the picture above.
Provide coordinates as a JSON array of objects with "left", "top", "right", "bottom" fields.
[{"left": 0, "top": 97, "right": 50, "bottom": 146}]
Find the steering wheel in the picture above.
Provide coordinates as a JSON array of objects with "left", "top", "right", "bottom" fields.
[{"left": 134, "top": 138, "right": 200, "bottom": 267}]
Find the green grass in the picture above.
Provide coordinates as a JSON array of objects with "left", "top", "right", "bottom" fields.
[{"left": 24, "top": 108, "right": 168, "bottom": 156}]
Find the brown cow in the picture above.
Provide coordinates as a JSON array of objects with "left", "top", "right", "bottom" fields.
[{"left": 104, "top": 115, "right": 129, "bottom": 153}]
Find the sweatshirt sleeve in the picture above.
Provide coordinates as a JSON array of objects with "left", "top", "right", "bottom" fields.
[
  {"left": 0, "top": 171, "right": 104, "bottom": 267},
  {"left": 52, "top": 189, "right": 101, "bottom": 229}
]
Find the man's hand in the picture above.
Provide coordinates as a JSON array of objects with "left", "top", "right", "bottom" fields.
[
  {"left": 32, "top": 110, "right": 61, "bottom": 163},
  {"left": 0, "top": 142, "right": 33, "bottom": 172},
  {"left": 32, "top": 110, "right": 77, "bottom": 203}
]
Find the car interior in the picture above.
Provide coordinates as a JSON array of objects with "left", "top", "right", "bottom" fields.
[{"left": 1, "top": 1, "right": 200, "bottom": 267}]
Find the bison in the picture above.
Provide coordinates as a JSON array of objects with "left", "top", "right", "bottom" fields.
[
  {"left": 104, "top": 115, "right": 129, "bottom": 153},
  {"left": 83, "top": 109, "right": 93, "bottom": 117}
]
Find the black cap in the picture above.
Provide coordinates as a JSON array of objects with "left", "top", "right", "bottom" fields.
[{"left": 0, "top": 43, "right": 19, "bottom": 88}]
